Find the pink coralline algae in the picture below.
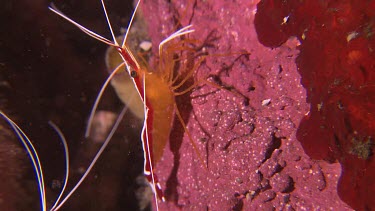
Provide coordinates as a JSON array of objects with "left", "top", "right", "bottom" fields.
[
  {"left": 255, "top": 0, "right": 375, "bottom": 210},
  {"left": 141, "top": 0, "right": 353, "bottom": 210}
]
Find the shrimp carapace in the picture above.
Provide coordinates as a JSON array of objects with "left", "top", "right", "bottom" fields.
[
  {"left": 105, "top": 12, "right": 152, "bottom": 121},
  {"left": 105, "top": 36, "right": 145, "bottom": 120}
]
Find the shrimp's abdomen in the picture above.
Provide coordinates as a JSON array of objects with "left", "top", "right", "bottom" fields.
[{"left": 145, "top": 73, "right": 175, "bottom": 164}]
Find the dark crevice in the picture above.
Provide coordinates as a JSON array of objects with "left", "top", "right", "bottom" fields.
[{"left": 262, "top": 134, "right": 282, "bottom": 163}]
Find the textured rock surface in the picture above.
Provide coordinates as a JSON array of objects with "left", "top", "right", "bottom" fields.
[
  {"left": 141, "top": 0, "right": 353, "bottom": 210},
  {"left": 255, "top": 1, "right": 375, "bottom": 210}
]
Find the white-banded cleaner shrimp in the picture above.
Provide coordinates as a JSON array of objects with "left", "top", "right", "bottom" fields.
[
  {"left": 2, "top": 0, "right": 248, "bottom": 209},
  {"left": 49, "top": 1, "right": 255, "bottom": 210},
  {"left": 48, "top": 0, "right": 213, "bottom": 210}
]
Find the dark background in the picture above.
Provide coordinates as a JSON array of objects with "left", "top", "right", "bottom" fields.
[{"left": 0, "top": 0, "right": 147, "bottom": 210}]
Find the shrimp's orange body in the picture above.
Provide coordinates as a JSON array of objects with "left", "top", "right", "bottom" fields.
[
  {"left": 144, "top": 72, "right": 174, "bottom": 164},
  {"left": 136, "top": 70, "right": 176, "bottom": 202},
  {"left": 121, "top": 27, "right": 201, "bottom": 202}
]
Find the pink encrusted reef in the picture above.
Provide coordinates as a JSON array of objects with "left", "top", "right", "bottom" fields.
[{"left": 141, "top": 0, "right": 353, "bottom": 210}]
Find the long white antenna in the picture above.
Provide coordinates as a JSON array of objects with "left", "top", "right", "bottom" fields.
[
  {"left": 85, "top": 62, "right": 125, "bottom": 138},
  {"left": 0, "top": 111, "right": 47, "bottom": 211},
  {"left": 48, "top": 121, "right": 69, "bottom": 211},
  {"left": 52, "top": 104, "right": 129, "bottom": 211},
  {"left": 49, "top": 4, "right": 117, "bottom": 48},
  {"left": 122, "top": 0, "right": 142, "bottom": 47},
  {"left": 100, "top": 0, "right": 119, "bottom": 46}
]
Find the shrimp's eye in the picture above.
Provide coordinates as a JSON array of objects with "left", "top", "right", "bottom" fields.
[{"left": 130, "top": 70, "right": 138, "bottom": 78}]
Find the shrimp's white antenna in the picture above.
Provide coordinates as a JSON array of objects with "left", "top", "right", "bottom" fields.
[
  {"left": 0, "top": 111, "right": 47, "bottom": 211},
  {"left": 49, "top": 4, "right": 117, "bottom": 48},
  {"left": 48, "top": 121, "right": 69, "bottom": 211},
  {"left": 100, "top": 0, "right": 119, "bottom": 46},
  {"left": 85, "top": 62, "right": 125, "bottom": 138},
  {"left": 53, "top": 103, "right": 129, "bottom": 211},
  {"left": 122, "top": 0, "right": 142, "bottom": 47}
]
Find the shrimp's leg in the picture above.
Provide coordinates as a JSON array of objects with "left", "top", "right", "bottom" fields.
[
  {"left": 158, "top": 25, "right": 195, "bottom": 56},
  {"left": 158, "top": 26, "right": 195, "bottom": 86},
  {"left": 157, "top": 28, "right": 209, "bottom": 170}
]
